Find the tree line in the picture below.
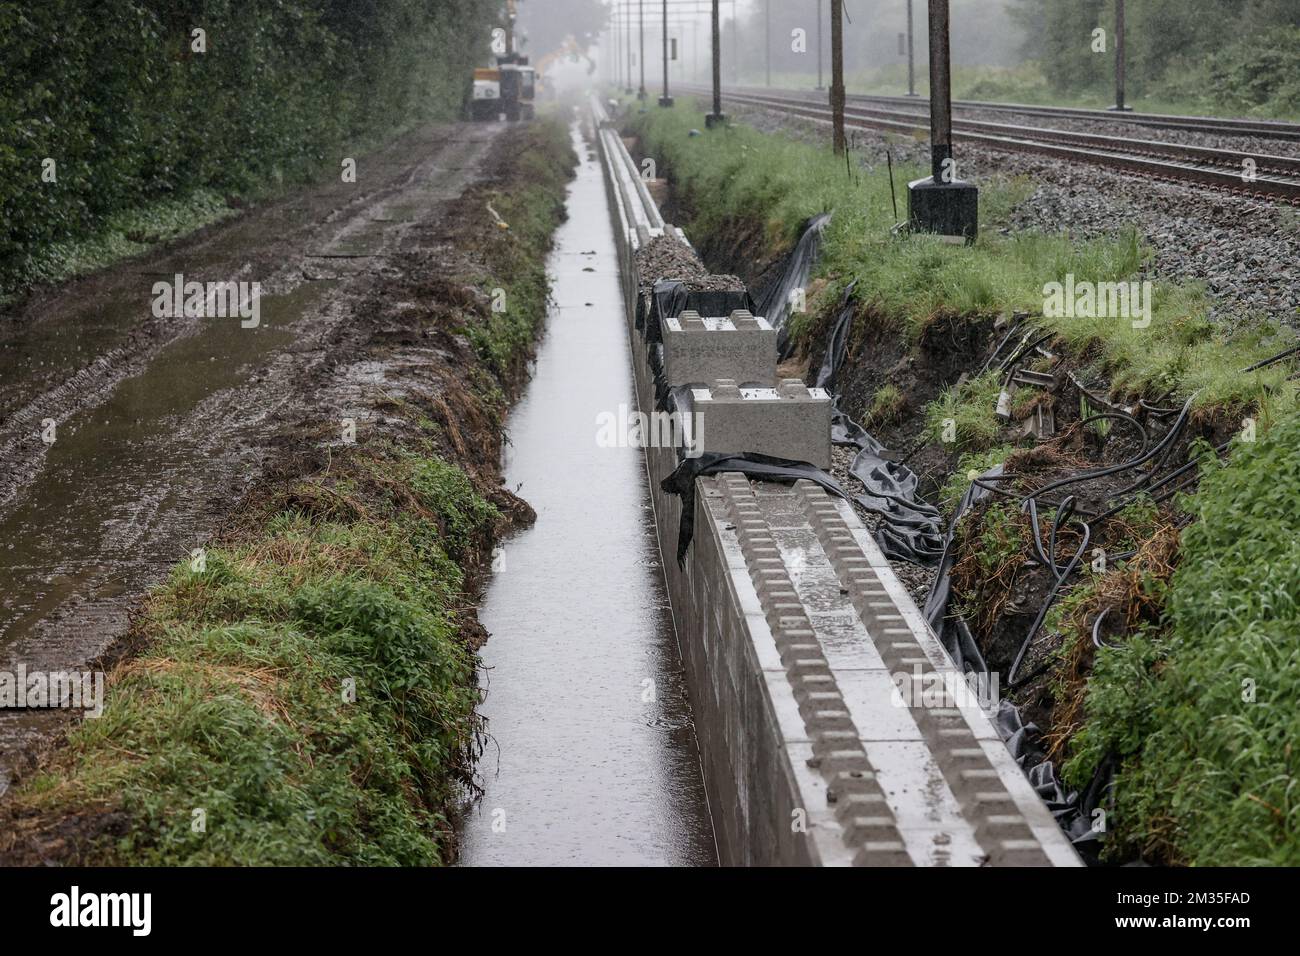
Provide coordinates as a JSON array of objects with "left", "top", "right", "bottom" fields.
[
  {"left": 1011, "top": 0, "right": 1300, "bottom": 112},
  {"left": 0, "top": 0, "right": 501, "bottom": 290}
]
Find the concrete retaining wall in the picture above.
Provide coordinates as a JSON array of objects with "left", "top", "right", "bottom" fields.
[{"left": 593, "top": 99, "right": 1079, "bottom": 867}]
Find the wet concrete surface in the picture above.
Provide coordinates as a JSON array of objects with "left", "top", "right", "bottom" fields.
[
  {"left": 457, "top": 128, "right": 717, "bottom": 866},
  {"left": 0, "top": 125, "right": 502, "bottom": 788}
]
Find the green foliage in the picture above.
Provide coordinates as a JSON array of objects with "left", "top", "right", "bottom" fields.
[
  {"left": 1067, "top": 415, "right": 1300, "bottom": 864},
  {"left": 1009, "top": 0, "right": 1300, "bottom": 118},
  {"left": 16, "top": 452, "right": 497, "bottom": 865},
  {"left": 865, "top": 384, "right": 907, "bottom": 427},
  {"left": 0, "top": 0, "right": 500, "bottom": 292},
  {"left": 464, "top": 120, "right": 575, "bottom": 379},
  {"left": 925, "top": 372, "right": 1005, "bottom": 453}
]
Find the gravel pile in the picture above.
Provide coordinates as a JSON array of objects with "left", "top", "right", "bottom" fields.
[
  {"left": 724, "top": 99, "right": 1300, "bottom": 329},
  {"left": 635, "top": 234, "right": 708, "bottom": 291}
]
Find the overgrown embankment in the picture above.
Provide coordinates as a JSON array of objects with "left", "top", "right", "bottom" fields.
[
  {"left": 0, "top": 0, "right": 499, "bottom": 296},
  {"left": 626, "top": 100, "right": 1300, "bottom": 864},
  {"left": 0, "top": 119, "right": 576, "bottom": 866}
]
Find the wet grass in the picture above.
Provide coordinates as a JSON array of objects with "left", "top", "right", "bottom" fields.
[
  {"left": 463, "top": 120, "right": 576, "bottom": 383},
  {"left": 10, "top": 445, "right": 495, "bottom": 865},
  {"left": 923, "top": 372, "right": 1004, "bottom": 452}
]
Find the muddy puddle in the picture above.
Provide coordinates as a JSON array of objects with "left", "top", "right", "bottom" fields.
[
  {"left": 457, "top": 126, "right": 717, "bottom": 866},
  {"left": 0, "top": 282, "right": 330, "bottom": 776}
]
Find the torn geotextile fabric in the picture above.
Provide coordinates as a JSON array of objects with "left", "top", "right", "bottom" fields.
[
  {"left": 815, "top": 282, "right": 945, "bottom": 566},
  {"left": 755, "top": 212, "right": 832, "bottom": 360},
  {"left": 660, "top": 452, "right": 854, "bottom": 566}
]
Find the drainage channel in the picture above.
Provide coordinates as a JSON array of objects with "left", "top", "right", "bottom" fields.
[{"left": 456, "top": 123, "right": 718, "bottom": 866}]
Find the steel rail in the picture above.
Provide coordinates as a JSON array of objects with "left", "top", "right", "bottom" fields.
[{"left": 680, "top": 84, "right": 1300, "bottom": 204}]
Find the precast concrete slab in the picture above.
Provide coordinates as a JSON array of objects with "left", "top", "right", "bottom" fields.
[
  {"left": 662, "top": 309, "right": 778, "bottom": 387},
  {"left": 681, "top": 379, "right": 833, "bottom": 469}
]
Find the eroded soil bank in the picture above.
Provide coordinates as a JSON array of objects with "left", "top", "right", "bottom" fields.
[{"left": 0, "top": 118, "right": 576, "bottom": 865}]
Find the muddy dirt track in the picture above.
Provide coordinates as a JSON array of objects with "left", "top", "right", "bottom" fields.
[{"left": 0, "top": 122, "right": 506, "bottom": 788}]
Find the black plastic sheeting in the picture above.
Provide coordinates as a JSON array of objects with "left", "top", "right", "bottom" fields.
[
  {"left": 755, "top": 212, "right": 831, "bottom": 360},
  {"left": 661, "top": 452, "right": 859, "bottom": 565},
  {"left": 814, "top": 281, "right": 946, "bottom": 566},
  {"left": 637, "top": 279, "right": 755, "bottom": 346},
  {"left": 924, "top": 466, "right": 1111, "bottom": 861}
]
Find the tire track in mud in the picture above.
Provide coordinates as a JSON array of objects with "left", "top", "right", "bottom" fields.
[{"left": 0, "top": 123, "right": 504, "bottom": 788}]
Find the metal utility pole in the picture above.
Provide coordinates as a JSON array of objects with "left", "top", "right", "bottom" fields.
[
  {"left": 619, "top": 10, "right": 626, "bottom": 87},
  {"left": 692, "top": 19, "right": 698, "bottom": 82},
  {"left": 707, "top": 0, "right": 726, "bottom": 127},
  {"left": 638, "top": 0, "right": 647, "bottom": 99},
  {"left": 765, "top": 0, "right": 772, "bottom": 86},
  {"left": 907, "top": 0, "right": 978, "bottom": 241},
  {"left": 928, "top": 0, "right": 953, "bottom": 183},
  {"left": 1110, "top": 0, "right": 1132, "bottom": 111},
  {"left": 906, "top": 0, "right": 917, "bottom": 96},
  {"left": 830, "top": 0, "right": 845, "bottom": 154},
  {"left": 659, "top": 0, "right": 673, "bottom": 106},
  {"left": 731, "top": 0, "right": 738, "bottom": 83},
  {"left": 816, "top": 0, "right": 825, "bottom": 90},
  {"left": 625, "top": 2, "right": 634, "bottom": 93}
]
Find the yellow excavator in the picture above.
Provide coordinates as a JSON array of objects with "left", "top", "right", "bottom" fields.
[
  {"left": 533, "top": 33, "right": 598, "bottom": 100},
  {"left": 469, "top": 0, "right": 536, "bottom": 121}
]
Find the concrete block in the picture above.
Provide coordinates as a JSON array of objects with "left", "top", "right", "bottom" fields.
[
  {"left": 661, "top": 310, "right": 778, "bottom": 387},
  {"left": 683, "top": 378, "right": 833, "bottom": 469}
]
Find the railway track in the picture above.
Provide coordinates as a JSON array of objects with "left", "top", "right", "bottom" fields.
[{"left": 679, "top": 84, "right": 1300, "bottom": 205}]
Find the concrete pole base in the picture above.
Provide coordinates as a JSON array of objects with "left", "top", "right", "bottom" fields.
[
  {"left": 637, "top": 89, "right": 647, "bottom": 100},
  {"left": 658, "top": 96, "right": 675, "bottom": 107},
  {"left": 1107, "top": 105, "right": 1134, "bottom": 112},
  {"left": 907, "top": 177, "right": 979, "bottom": 244},
  {"left": 705, "top": 113, "right": 727, "bottom": 129}
]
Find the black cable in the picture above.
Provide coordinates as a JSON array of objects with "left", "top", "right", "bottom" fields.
[
  {"left": 1023, "top": 394, "right": 1197, "bottom": 502},
  {"left": 1240, "top": 343, "right": 1300, "bottom": 374},
  {"left": 1008, "top": 496, "right": 1091, "bottom": 685}
]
